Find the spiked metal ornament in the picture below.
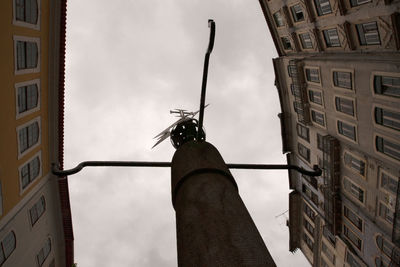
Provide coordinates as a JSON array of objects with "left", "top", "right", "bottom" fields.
[{"left": 152, "top": 105, "right": 209, "bottom": 149}]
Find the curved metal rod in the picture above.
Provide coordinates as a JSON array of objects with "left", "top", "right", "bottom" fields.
[
  {"left": 197, "top": 19, "right": 216, "bottom": 140},
  {"left": 52, "top": 161, "right": 322, "bottom": 177}
]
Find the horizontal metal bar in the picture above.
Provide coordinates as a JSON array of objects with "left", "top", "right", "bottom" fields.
[{"left": 52, "top": 161, "right": 322, "bottom": 177}]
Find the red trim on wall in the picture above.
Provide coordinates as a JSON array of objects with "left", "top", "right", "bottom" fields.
[{"left": 58, "top": 0, "right": 74, "bottom": 266}]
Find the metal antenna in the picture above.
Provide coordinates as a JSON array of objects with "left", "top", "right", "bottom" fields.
[{"left": 197, "top": 19, "right": 215, "bottom": 141}]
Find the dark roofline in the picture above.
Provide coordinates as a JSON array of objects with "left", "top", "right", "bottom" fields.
[
  {"left": 57, "top": 0, "right": 74, "bottom": 266},
  {"left": 258, "top": 0, "right": 283, "bottom": 57}
]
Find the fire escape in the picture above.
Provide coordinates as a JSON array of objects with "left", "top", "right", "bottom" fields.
[
  {"left": 322, "top": 135, "right": 341, "bottom": 236},
  {"left": 288, "top": 60, "right": 311, "bottom": 125}
]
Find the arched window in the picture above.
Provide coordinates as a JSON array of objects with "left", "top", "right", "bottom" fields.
[
  {"left": 18, "top": 121, "right": 39, "bottom": 154},
  {"left": 37, "top": 238, "right": 51, "bottom": 266},
  {"left": 15, "top": 0, "right": 38, "bottom": 24},
  {"left": 18, "top": 83, "right": 38, "bottom": 114},
  {"left": 16, "top": 40, "right": 38, "bottom": 70},
  {"left": 0, "top": 231, "right": 16, "bottom": 265},
  {"left": 21, "top": 155, "right": 40, "bottom": 190}
]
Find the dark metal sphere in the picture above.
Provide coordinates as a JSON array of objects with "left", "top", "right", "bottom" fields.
[{"left": 170, "top": 119, "right": 205, "bottom": 149}]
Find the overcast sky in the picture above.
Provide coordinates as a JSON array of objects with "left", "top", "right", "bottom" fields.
[{"left": 64, "top": 0, "right": 309, "bottom": 266}]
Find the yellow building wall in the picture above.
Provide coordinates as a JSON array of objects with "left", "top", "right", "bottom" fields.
[{"left": 0, "top": 0, "right": 50, "bottom": 219}]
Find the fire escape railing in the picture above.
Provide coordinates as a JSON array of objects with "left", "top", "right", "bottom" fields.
[
  {"left": 288, "top": 60, "right": 310, "bottom": 125},
  {"left": 322, "top": 135, "right": 341, "bottom": 236}
]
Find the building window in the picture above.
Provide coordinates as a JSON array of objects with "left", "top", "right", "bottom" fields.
[
  {"left": 311, "top": 110, "right": 325, "bottom": 127},
  {"left": 350, "top": 0, "right": 372, "bottom": 6},
  {"left": 304, "top": 203, "right": 316, "bottom": 221},
  {"left": 379, "top": 202, "right": 394, "bottom": 225},
  {"left": 323, "top": 28, "right": 340, "bottom": 47},
  {"left": 376, "top": 136, "right": 400, "bottom": 161},
  {"left": 18, "top": 119, "right": 40, "bottom": 155},
  {"left": 346, "top": 250, "right": 363, "bottom": 267},
  {"left": 20, "top": 153, "right": 41, "bottom": 190},
  {"left": 293, "top": 101, "right": 303, "bottom": 114},
  {"left": 297, "top": 123, "right": 310, "bottom": 142},
  {"left": 288, "top": 65, "right": 297, "bottom": 77},
  {"left": 333, "top": 71, "right": 352, "bottom": 89},
  {"left": 0, "top": 231, "right": 16, "bottom": 265},
  {"left": 304, "top": 219, "right": 314, "bottom": 236},
  {"left": 303, "top": 183, "right": 312, "bottom": 199},
  {"left": 322, "top": 242, "right": 335, "bottom": 264},
  {"left": 375, "top": 107, "right": 400, "bottom": 132},
  {"left": 300, "top": 33, "right": 313, "bottom": 49},
  {"left": 374, "top": 75, "right": 400, "bottom": 98},
  {"left": 291, "top": 84, "right": 301, "bottom": 97},
  {"left": 309, "top": 90, "right": 323, "bottom": 105},
  {"left": 30, "top": 196, "right": 45, "bottom": 226},
  {"left": 376, "top": 235, "right": 395, "bottom": 258},
  {"left": 290, "top": 4, "right": 305, "bottom": 22},
  {"left": 335, "top": 97, "right": 355, "bottom": 116},
  {"left": 380, "top": 171, "right": 398, "bottom": 195},
  {"left": 281, "top": 37, "right": 292, "bottom": 50},
  {"left": 17, "top": 83, "right": 39, "bottom": 115},
  {"left": 305, "top": 68, "right": 320, "bottom": 83},
  {"left": 303, "top": 233, "right": 314, "bottom": 250},
  {"left": 303, "top": 174, "right": 318, "bottom": 189},
  {"left": 344, "top": 205, "right": 363, "bottom": 231},
  {"left": 343, "top": 177, "right": 364, "bottom": 203},
  {"left": 37, "top": 238, "right": 51, "bottom": 266},
  {"left": 298, "top": 143, "right": 310, "bottom": 162},
  {"left": 344, "top": 225, "right": 362, "bottom": 250},
  {"left": 317, "top": 133, "right": 324, "bottom": 150},
  {"left": 15, "top": 0, "right": 38, "bottom": 25},
  {"left": 314, "top": 0, "right": 332, "bottom": 16},
  {"left": 344, "top": 151, "right": 366, "bottom": 176},
  {"left": 311, "top": 192, "right": 318, "bottom": 206},
  {"left": 273, "top": 11, "right": 284, "bottom": 27},
  {"left": 16, "top": 40, "right": 38, "bottom": 70},
  {"left": 357, "top": 22, "right": 380, "bottom": 45},
  {"left": 337, "top": 121, "right": 356, "bottom": 141}
]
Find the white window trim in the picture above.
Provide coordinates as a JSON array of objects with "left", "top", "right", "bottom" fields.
[
  {"left": 13, "top": 35, "right": 41, "bottom": 75},
  {"left": 331, "top": 68, "right": 355, "bottom": 92},
  {"left": 343, "top": 223, "right": 363, "bottom": 252},
  {"left": 12, "top": 0, "right": 41, "bottom": 30},
  {"left": 333, "top": 94, "right": 357, "bottom": 120},
  {"left": 310, "top": 108, "right": 327, "bottom": 129},
  {"left": 373, "top": 133, "right": 400, "bottom": 164},
  {"left": 336, "top": 119, "right": 358, "bottom": 144},
  {"left": 15, "top": 79, "right": 41, "bottom": 120},
  {"left": 343, "top": 176, "right": 365, "bottom": 205},
  {"left": 342, "top": 150, "right": 367, "bottom": 178},
  {"left": 378, "top": 168, "right": 398, "bottom": 198},
  {"left": 372, "top": 104, "right": 400, "bottom": 135},
  {"left": 16, "top": 116, "right": 41, "bottom": 159},
  {"left": 343, "top": 204, "right": 364, "bottom": 233},
  {"left": 308, "top": 87, "right": 324, "bottom": 107},
  {"left": 370, "top": 71, "right": 400, "bottom": 103},
  {"left": 18, "top": 150, "right": 42, "bottom": 195},
  {"left": 304, "top": 66, "right": 322, "bottom": 86}
]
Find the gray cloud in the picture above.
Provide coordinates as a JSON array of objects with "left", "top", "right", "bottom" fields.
[{"left": 65, "top": 0, "right": 309, "bottom": 266}]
